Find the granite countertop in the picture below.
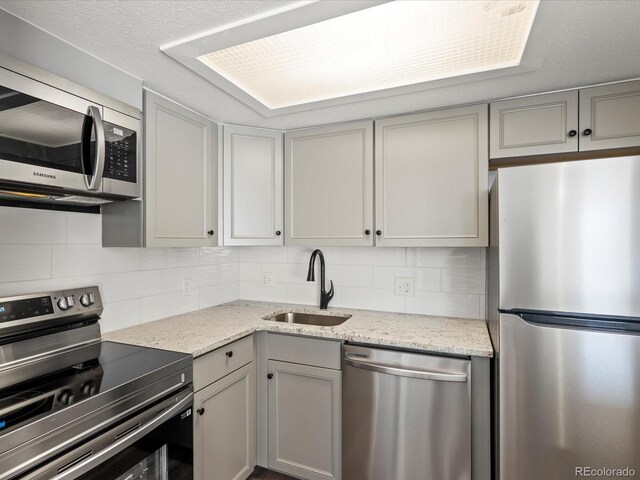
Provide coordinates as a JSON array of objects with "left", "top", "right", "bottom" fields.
[{"left": 104, "top": 300, "right": 494, "bottom": 358}]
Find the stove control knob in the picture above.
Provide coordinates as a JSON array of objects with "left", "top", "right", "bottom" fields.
[
  {"left": 57, "top": 297, "right": 70, "bottom": 311},
  {"left": 81, "top": 381, "right": 97, "bottom": 396},
  {"left": 66, "top": 296, "right": 75, "bottom": 308},
  {"left": 80, "top": 294, "right": 91, "bottom": 307},
  {"left": 58, "top": 389, "right": 75, "bottom": 405}
]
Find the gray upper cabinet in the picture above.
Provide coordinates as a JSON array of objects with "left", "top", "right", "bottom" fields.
[
  {"left": 268, "top": 359, "right": 341, "bottom": 480},
  {"left": 285, "top": 121, "right": 374, "bottom": 246},
  {"left": 579, "top": 80, "right": 640, "bottom": 151},
  {"left": 144, "top": 90, "right": 217, "bottom": 247},
  {"left": 490, "top": 80, "right": 640, "bottom": 158},
  {"left": 195, "top": 362, "right": 256, "bottom": 480},
  {"left": 490, "top": 91, "right": 579, "bottom": 158},
  {"left": 374, "top": 104, "right": 488, "bottom": 247},
  {"left": 223, "top": 125, "right": 283, "bottom": 246}
]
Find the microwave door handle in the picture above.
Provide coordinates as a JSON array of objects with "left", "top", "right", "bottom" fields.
[{"left": 82, "top": 106, "right": 105, "bottom": 191}]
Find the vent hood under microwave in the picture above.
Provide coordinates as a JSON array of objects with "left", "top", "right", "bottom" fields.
[{"left": 0, "top": 61, "right": 141, "bottom": 206}]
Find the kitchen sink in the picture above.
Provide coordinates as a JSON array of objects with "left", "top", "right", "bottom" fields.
[{"left": 266, "top": 312, "right": 351, "bottom": 327}]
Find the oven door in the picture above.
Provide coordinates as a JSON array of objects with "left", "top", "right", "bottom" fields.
[{"left": 23, "top": 390, "right": 193, "bottom": 480}]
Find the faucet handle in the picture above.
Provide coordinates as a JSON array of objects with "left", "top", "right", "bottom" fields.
[{"left": 327, "top": 280, "right": 334, "bottom": 299}]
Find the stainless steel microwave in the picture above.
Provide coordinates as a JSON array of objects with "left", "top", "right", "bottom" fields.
[{"left": 0, "top": 65, "right": 141, "bottom": 205}]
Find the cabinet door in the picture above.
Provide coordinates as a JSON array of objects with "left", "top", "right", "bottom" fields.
[
  {"left": 285, "top": 121, "right": 373, "bottom": 246},
  {"left": 375, "top": 104, "right": 488, "bottom": 247},
  {"left": 223, "top": 125, "right": 283, "bottom": 245},
  {"left": 144, "top": 90, "right": 217, "bottom": 247},
  {"left": 195, "top": 362, "right": 256, "bottom": 480},
  {"left": 490, "top": 91, "right": 578, "bottom": 158},
  {"left": 579, "top": 80, "right": 640, "bottom": 151},
  {"left": 268, "top": 360, "right": 341, "bottom": 480}
]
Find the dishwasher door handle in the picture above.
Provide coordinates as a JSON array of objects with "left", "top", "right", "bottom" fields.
[{"left": 344, "top": 356, "right": 468, "bottom": 382}]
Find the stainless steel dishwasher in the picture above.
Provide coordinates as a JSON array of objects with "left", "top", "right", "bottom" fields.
[{"left": 343, "top": 344, "right": 472, "bottom": 480}]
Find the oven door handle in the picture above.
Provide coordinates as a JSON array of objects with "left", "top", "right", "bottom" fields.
[
  {"left": 81, "top": 105, "right": 106, "bottom": 191},
  {"left": 51, "top": 392, "right": 193, "bottom": 479}
]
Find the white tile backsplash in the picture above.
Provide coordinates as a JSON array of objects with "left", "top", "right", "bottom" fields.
[
  {"left": 52, "top": 245, "right": 141, "bottom": 277},
  {"left": 141, "top": 247, "right": 199, "bottom": 270},
  {"left": 442, "top": 268, "right": 486, "bottom": 294},
  {"left": 343, "top": 246, "right": 406, "bottom": 266},
  {"left": 406, "top": 291, "right": 482, "bottom": 319},
  {"left": 100, "top": 298, "right": 141, "bottom": 333},
  {"left": 140, "top": 290, "right": 200, "bottom": 323},
  {"left": 237, "top": 246, "right": 287, "bottom": 263},
  {"left": 341, "top": 286, "right": 405, "bottom": 313},
  {"left": 239, "top": 281, "right": 287, "bottom": 303},
  {"left": 0, "top": 207, "right": 488, "bottom": 329},
  {"left": 406, "top": 247, "right": 483, "bottom": 268},
  {"left": 0, "top": 208, "right": 101, "bottom": 245},
  {"left": 0, "top": 244, "right": 51, "bottom": 282},
  {"left": 199, "top": 282, "right": 239, "bottom": 309},
  {"left": 0, "top": 207, "right": 240, "bottom": 331},
  {"left": 237, "top": 246, "right": 486, "bottom": 319}
]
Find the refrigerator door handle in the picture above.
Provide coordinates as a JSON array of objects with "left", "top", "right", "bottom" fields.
[{"left": 512, "top": 311, "right": 640, "bottom": 334}]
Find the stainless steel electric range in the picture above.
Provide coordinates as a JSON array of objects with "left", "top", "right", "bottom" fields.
[{"left": 0, "top": 287, "right": 193, "bottom": 480}]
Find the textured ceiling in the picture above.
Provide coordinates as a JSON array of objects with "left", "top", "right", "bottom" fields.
[{"left": 1, "top": 0, "right": 639, "bottom": 130}]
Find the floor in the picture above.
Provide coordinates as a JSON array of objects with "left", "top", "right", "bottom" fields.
[{"left": 248, "top": 467, "right": 299, "bottom": 480}]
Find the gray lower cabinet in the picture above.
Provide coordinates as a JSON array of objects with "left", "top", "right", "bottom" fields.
[
  {"left": 195, "top": 362, "right": 256, "bottom": 480},
  {"left": 194, "top": 335, "right": 256, "bottom": 480},
  {"left": 267, "top": 360, "right": 341, "bottom": 480}
]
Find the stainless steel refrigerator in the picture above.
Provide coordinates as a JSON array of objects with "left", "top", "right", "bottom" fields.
[{"left": 488, "top": 156, "right": 640, "bottom": 480}]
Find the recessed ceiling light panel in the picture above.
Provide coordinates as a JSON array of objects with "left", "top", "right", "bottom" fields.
[
  {"left": 162, "top": 0, "right": 553, "bottom": 116},
  {"left": 196, "top": 1, "right": 539, "bottom": 109}
]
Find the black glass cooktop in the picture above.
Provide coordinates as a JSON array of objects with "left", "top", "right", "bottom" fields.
[{"left": 0, "top": 341, "right": 191, "bottom": 436}]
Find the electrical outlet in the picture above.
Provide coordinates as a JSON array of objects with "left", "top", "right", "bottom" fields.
[
  {"left": 261, "top": 272, "right": 275, "bottom": 288},
  {"left": 394, "top": 277, "right": 414, "bottom": 297},
  {"left": 182, "top": 279, "right": 192, "bottom": 297}
]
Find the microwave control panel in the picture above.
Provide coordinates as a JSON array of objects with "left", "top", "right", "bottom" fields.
[{"left": 103, "top": 122, "right": 137, "bottom": 183}]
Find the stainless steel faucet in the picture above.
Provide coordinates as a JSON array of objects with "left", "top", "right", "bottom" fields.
[{"left": 306, "top": 249, "right": 334, "bottom": 309}]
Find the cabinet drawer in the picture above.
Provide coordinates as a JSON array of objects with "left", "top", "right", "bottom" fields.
[
  {"left": 268, "top": 333, "right": 341, "bottom": 370},
  {"left": 194, "top": 335, "right": 254, "bottom": 391}
]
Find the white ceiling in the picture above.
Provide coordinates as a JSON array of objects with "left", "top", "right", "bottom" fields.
[{"left": 1, "top": 0, "right": 639, "bottom": 130}]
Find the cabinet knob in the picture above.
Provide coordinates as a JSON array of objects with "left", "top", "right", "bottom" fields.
[
  {"left": 267, "top": 373, "right": 273, "bottom": 380},
  {"left": 225, "top": 351, "right": 233, "bottom": 358},
  {"left": 376, "top": 230, "right": 382, "bottom": 236},
  {"left": 207, "top": 230, "right": 215, "bottom": 236},
  {"left": 568, "top": 130, "right": 577, "bottom": 137},
  {"left": 197, "top": 408, "right": 205, "bottom": 416},
  {"left": 365, "top": 229, "right": 371, "bottom": 235},
  {"left": 583, "top": 128, "right": 592, "bottom": 136},
  {"left": 275, "top": 230, "right": 281, "bottom": 236}
]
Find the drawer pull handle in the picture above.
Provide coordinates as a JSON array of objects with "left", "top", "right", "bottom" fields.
[
  {"left": 267, "top": 373, "right": 273, "bottom": 379},
  {"left": 568, "top": 130, "right": 577, "bottom": 137},
  {"left": 583, "top": 128, "right": 592, "bottom": 136},
  {"left": 226, "top": 351, "right": 233, "bottom": 358},
  {"left": 197, "top": 408, "right": 205, "bottom": 416}
]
